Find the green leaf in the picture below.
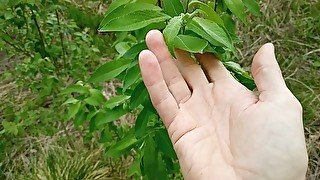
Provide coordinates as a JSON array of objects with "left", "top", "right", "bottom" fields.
[
  {"left": 174, "top": 35, "right": 208, "bottom": 53},
  {"left": 115, "top": 42, "right": 131, "bottom": 56},
  {"left": 163, "top": 16, "right": 183, "bottom": 55},
  {"left": 122, "top": 42, "right": 147, "bottom": 59},
  {"left": 243, "top": 0, "right": 262, "bottom": 16},
  {"left": 100, "top": 2, "right": 161, "bottom": 29},
  {"left": 101, "top": 10, "right": 170, "bottom": 32},
  {"left": 67, "top": 101, "right": 81, "bottom": 119},
  {"left": 61, "top": 85, "right": 89, "bottom": 95},
  {"left": 224, "top": 61, "right": 256, "bottom": 90},
  {"left": 135, "top": 108, "right": 154, "bottom": 138},
  {"left": 89, "top": 58, "right": 131, "bottom": 83},
  {"left": 223, "top": 0, "right": 247, "bottom": 23},
  {"left": 94, "top": 106, "right": 128, "bottom": 128},
  {"left": 188, "top": 0, "right": 224, "bottom": 26},
  {"left": 74, "top": 110, "right": 87, "bottom": 127},
  {"left": 143, "top": 136, "right": 157, "bottom": 180},
  {"left": 104, "top": 95, "right": 130, "bottom": 109},
  {"left": 155, "top": 129, "right": 177, "bottom": 159},
  {"left": 123, "top": 64, "right": 141, "bottom": 91},
  {"left": 106, "top": 129, "right": 138, "bottom": 158},
  {"left": 62, "top": 98, "right": 79, "bottom": 105},
  {"left": 104, "top": 0, "right": 132, "bottom": 18},
  {"left": 127, "top": 157, "right": 141, "bottom": 177},
  {"left": 2, "top": 121, "right": 18, "bottom": 136},
  {"left": 221, "top": 13, "right": 236, "bottom": 36},
  {"left": 84, "top": 89, "right": 105, "bottom": 106},
  {"left": 130, "top": 81, "right": 149, "bottom": 109},
  {"left": 99, "top": 3, "right": 170, "bottom": 32},
  {"left": 136, "top": 0, "right": 157, "bottom": 4},
  {"left": 187, "top": 17, "right": 235, "bottom": 51},
  {"left": 163, "top": 0, "right": 185, "bottom": 17}
]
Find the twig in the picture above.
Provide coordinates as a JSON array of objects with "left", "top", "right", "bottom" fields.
[
  {"left": 185, "top": 0, "right": 191, "bottom": 13},
  {"left": 31, "top": 8, "right": 46, "bottom": 53},
  {"left": 22, "top": 6, "right": 29, "bottom": 37},
  {"left": 55, "top": 9, "right": 67, "bottom": 68},
  {"left": 157, "top": 0, "right": 162, "bottom": 8},
  {"left": 0, "top": 30, "right": 31, "bottom": 56}
]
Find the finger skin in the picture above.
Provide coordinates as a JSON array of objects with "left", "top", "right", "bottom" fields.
[
  {"left": 174, "top": 49, "right": 209, "bottom": 89},
  {"left": 146, "top": 30, "right": 191, "bottom": 104},
  {"left": 138, "top": 50, "right": 179, "bottom": 127},
  {"left": 251, "top": 43, "right": 287, "bottom": 93},
  {"left": 195, "top": 53, "right": 237, "bottom": 84}
]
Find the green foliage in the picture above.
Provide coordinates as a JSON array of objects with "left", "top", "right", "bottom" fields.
[
  {"left": 0, "top": 0, "right": 113, "bottom": 178},
  {"left": 63, "top": 0, "right": 262, "bottom": 179}
]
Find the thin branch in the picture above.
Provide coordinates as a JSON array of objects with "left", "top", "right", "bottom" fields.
[
  {"left": 185, "top": 0, "right": 191, "bottom": 13},
  {"left": 31, "top": 9, "right": 46, "bottom": 53},
  {"left": 55, "top": 9, "right": 67, "bottom": 68},
  {"left": 157, "top": 0, "right": 162, "bottom": 8},
  {"left": 22, "top": 6, "right": 29, "bottom": 37},
  {"left": 0, "top": 30, "right": 31, "bottom": 57}
]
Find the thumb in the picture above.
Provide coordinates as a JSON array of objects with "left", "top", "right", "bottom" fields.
[{"left": 252, "top": 43, "right": 287, "bottom": 94}]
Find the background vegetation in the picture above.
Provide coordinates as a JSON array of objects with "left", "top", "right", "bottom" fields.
[{"left": 0, "top": 0, "right": 319, "bottom": 179}]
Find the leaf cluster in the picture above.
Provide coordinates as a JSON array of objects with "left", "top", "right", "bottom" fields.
[{"left": 62, "top": 0, "right": 262, "bottom": 178}]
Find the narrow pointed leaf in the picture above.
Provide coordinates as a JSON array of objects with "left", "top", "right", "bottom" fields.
[
  {"left": 89, "top": 58, "right": 131, "bottom": 83},
  {"left": 130, "top": 82, "right": 149, "bottom": 109},
  {"left": 99, "top": 3, "right": 170, "bottom": 32},
  {"left": 163, "top": 16, "right": 183, "bottom": 55},
  {"left": 100, "top": 3, "right": 162, "bottom": 29},
  {"left": 188, "top": 0, "right": 224, "bottom": 26},
  {"left": 187, "top": 17, "right": 234, "bottom": 51},
  {"left": 104, "top": 95, "right": 130, "bottom": 109},
  {"left": 106, "top": 129, "right": 138, "bottom": 158},
  {"left": 123, "top": 64, "right": 141, "bottom": 91},
  {"left": 243, "top": 0, "right": 262, "bottom": 16},
  {"left": 94, "top": 106, "right": 128, "bottom": 127}
]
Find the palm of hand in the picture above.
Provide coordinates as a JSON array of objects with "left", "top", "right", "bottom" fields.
[{"left": 139, "top": 30, "right": 308, "bottom": 180}]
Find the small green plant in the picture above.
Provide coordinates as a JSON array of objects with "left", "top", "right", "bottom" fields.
[{"left": 66, "top": 0, "right": 262, "bottom": 178}]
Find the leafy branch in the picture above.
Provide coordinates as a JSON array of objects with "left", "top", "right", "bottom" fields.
[{"left": 31, "top": 8, "right": 46, "bottom": 55}]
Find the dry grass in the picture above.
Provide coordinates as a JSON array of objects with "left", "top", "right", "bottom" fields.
[
  {"left": 1, "top": 130, "right": 129, "bottom": 180},
  {"left": 238, "top": 0, "right": 320, "bottom": 179}
]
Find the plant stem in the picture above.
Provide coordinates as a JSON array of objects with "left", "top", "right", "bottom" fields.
[
  {"left": 185, "top": 0, "right": 190, "bottom": 13},
  {"left": 55, "top": 9, "right": 67, "bottom": 68},
  {"left": 157, "top": 0, "right": 162, "bottom": 8},
  {"left": 31, "top": 9, "right": 46, "bottom": 54},
  {"left": 214, "top": 0, "right": 218, "bottom": 12},
  {"left": 22, "top": 6, "right": 29, "bottom": 37},
  {"left": 0, "top": 30, "right": 31, "bottom": 57}
]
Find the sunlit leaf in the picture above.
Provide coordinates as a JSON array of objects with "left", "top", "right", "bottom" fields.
[
  {"left": 243, "top": 0, "right": 262, "bottom": 16},
  {"left": 174, "top": 35, "right": 208, "bottom": 53},
  {"left": 187, "top": 17, "right": 235, "bottom": 51},
  {"left": 163, "top": 0, "right": 185, "bottom": 17},
  {"left": 94, "top": 106, "right": 128, "bottom": 128},
  {"left": 99, "top": 3, "right": 170, "bottom": 32},
  {"left": 89, "top": 58, "right": 131, "bottom": 83},
  {"left": 163, "top": 16, "right": 183, "bottom": 55},
  {"left": 223, "top": 0, "right": 247, "bottom": 23},
  {"left": 188, "top": 0, "right": 224, "bottom": 26},
  {"left": 104, "top": 95, "right": 130, "bottom": 109}
]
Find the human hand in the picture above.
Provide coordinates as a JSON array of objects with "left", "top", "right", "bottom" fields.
[{"left": 138, "top": 30, "right": 308, "bottom": 180}]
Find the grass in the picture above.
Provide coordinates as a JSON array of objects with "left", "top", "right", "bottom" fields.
[
  {"left": 238, "top": 0, "right": 320, "bottom": 179},
  {"left": 1, "top": 130, "right": 129, "bottom": 180}
]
